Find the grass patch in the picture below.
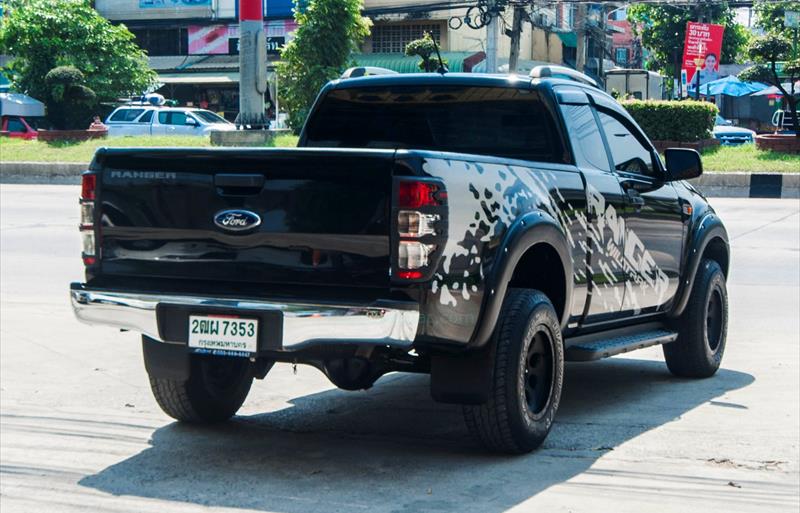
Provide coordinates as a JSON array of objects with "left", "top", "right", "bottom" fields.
[
  {"left": 272, "top": 133, "right": 299, "bottom": 148},
  {"left": 0, "top": 133, "right": 299, "bottom": 163},
  {"left": 700, "top": 144, "right": 800, "bottom": 173},
  {"left": 3, "top": 134, "right": 796, "bottom": 172}
]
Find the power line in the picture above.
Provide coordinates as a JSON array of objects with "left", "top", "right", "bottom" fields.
[{"left": 365, "top": 0, "right": 757, "bottom": 15}]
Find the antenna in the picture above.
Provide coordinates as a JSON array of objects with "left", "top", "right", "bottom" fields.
[{"left": 431, "top": 35, "right": 448, "bottom": 75}]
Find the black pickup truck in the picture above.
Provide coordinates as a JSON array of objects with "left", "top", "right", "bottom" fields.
[{"left": 71, "top": 72, "right": 729, "bottom": 454}]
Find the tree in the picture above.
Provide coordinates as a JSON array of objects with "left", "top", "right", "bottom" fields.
[
  {"left": 739, "top": 35, "right": 800, "bottom": 137},
  {"left": 753, "top": 0, "right": 800, "bottom": 34},
  {"left": 405, "top": 33, "right": 448, "bottom": 73},
  {"left": 45, "top": 66, "right": 97, "bottom": 129},
  {"left": 628, "top": 3, "right": 750, "bottom": 84},
  {"left": 0, "top": 0, "right": 155, "bottom": 127},
  {"left": 277, "top": 0, "right": 371, "bottom": 131}
]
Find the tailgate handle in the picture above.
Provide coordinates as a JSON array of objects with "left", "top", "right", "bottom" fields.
[
  {"left": 214, "top": 174, "right": 265, "bottom": 195},
  {"left": 215, "top": 174, "right": 265, "bottom": 188}
]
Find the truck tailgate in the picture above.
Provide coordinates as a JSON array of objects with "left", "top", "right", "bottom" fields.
[{"left": 94, "top": 148, "right": 393, "bottom": 288}]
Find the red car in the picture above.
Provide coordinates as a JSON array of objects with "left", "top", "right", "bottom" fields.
[
  {"left": 0, "top": 93, "right": 47, "bottom": 140},
  {"left": 1, "top": 115, "right": 41, "bottom": 139}
]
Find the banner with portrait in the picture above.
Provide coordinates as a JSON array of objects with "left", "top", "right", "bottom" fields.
[{"left": 682, "top": 22, "right": 725, "bottom": 87}]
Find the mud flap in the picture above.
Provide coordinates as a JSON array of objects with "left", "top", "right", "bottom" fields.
[
  {"left": 142, "top": 336, "right": 190, "bottom": 381},
  {"left": 430, "top": 346, "right": 494, "bottom": 405}
]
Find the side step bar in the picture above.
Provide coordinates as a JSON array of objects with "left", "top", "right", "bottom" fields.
[{"left": 565, "top": 323, "right": 679, "bottom": 362}]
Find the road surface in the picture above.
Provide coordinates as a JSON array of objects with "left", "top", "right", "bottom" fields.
[{"left": 1, "top": 185, "right": 798, "bottom": 513}]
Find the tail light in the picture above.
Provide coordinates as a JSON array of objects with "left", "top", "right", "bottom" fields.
[
  {"left": 80, "top": 173, "right": 97, "bottom": 266},
  {"left": 394, "top": 179, "right": 446, "bottom": 281},
  {"left": 398, "top": 181, "right": 442, "bottom": 209}
]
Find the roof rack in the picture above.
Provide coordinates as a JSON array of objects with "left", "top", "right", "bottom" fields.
[
  {"left": 340, "top": 66, "right": 399, "bottom": 79},
  {"left": 530, "top": 65, "right": 599, "bottom": 89}
]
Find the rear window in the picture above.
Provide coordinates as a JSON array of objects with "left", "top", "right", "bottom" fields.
[
  {"left": 109, "top": 108, "right": 145, "bottom": 122},
  {"left": 304, "top": 85, "right": 565, "bottom": 163}
]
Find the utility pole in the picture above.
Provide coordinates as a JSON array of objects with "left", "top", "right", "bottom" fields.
[
  {"left": 508, "top": 4, "right": 525, "bottom": 74},
  {"left": 598, "top": 5, "right": 606, "bottom": 87},
  {"left": 485, "top": 3, "right": 499, "bottom": 74},
  {"left": 235, "top": 0, "right": 267, "bottom": 129},
  {"left": 576, "top": 3, "right": 587, "bottom": 72}
]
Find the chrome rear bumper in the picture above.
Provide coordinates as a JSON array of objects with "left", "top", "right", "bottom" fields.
[{"left": 70, "top": 284, "right": 420, "bottom": 351}]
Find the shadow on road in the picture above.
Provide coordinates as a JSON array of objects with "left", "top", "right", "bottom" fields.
[{"left": 79, "top": 358, "right": 754, "bottom": 512}]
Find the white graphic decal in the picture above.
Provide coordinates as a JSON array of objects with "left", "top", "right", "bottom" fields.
[{"left": 586, "top": 183, "right": 669, "bottom": 311}]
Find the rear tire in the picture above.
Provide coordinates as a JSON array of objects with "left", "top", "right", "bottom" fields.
[
  {"left": 149, "top": 355, "right": 254, "bottom": 423},
  {"left": 664, "top": 259, "right": 728, "bottom": 378},
  {"left": 463, "top": 289, "right": 564, "bottom": 454}
]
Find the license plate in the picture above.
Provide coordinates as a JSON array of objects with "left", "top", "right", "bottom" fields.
[{"left": 188, "top": 315, "right": 258, "bottom": 354}]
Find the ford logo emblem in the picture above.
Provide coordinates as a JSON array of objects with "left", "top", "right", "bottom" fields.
[{"left": 213, "top": 210, "right": 261, "bottom": 232}]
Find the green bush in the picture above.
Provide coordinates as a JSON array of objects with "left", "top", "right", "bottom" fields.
[
  {"left": 622, "top": 100, "right": 718, "bottom": 142},
  {"left": 44, "top": 66, "right": 96, "bottom": 129},
  {"left": 277, "top": 0, "right": 371, "bottom": 132}
]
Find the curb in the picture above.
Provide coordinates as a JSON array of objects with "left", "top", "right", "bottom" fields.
[
  {"left": 1, "top": 161, "right": 798, "bottom": 198},
  {"left": 1, "top": 162, "right": 87, "bottom": 184},
  {"left": 689, "top": 173, "right": 799, "bottom": 198}
]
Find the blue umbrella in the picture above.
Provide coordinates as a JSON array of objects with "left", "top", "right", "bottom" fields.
[{"left": 688, "top": 75, "right": 770, "bottom": 97}]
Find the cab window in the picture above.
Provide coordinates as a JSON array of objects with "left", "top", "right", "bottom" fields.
[
  {"left": 559, "top": 104, "right": 610, "bottom": 172},
  {"left": 6, "top": 117, "right": 26, "bottom": 132},
  {"left": 157, "top": 111, "right": 188, "bottom": 125},
  {"left": 597, "top": 110, "right": 655, "bottom": 176},
  {"left": 109, "top": 108, "right": 144, "bottom": 122},
  {"left": 169, "top": 112, "right": 188, "bottom": 125},
  {"left": 138, "top": 110, "right": 154, "bottom": 123}
]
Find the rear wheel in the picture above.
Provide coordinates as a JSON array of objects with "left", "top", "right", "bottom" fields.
[
  {"left": 664, "top": 259, "right": 728, "bottom": 378},
  {"left": 463, "top": 289, "right": 564, "bottom": 454},
  {"left": 149, "top": 355, "right": 254, "bottom": 423}
]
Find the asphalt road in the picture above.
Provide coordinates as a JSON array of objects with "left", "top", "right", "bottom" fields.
[{"left": 1, "top": 185, "right": 798, "bottom": 513}]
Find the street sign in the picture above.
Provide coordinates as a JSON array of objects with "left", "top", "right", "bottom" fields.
[{"left": 785, "top": 10, "right": 799, "bottom": 28}]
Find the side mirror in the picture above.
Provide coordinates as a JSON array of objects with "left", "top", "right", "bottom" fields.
[
  {"left": 664, "top": 148, "right": 702, "bottom": 181},
  {"left": 185, "top": 117, "right": 198, "bottom": 127}
]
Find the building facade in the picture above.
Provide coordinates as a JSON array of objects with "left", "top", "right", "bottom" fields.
[
  {"left": 92, "top": 1, "right": 625, "bottom": 117},
  {"left": 94, "top": 0, "right": 296, "bottom": 119},
  {"left": 360, "top": 1, "right": 569, "bottom": 73}
]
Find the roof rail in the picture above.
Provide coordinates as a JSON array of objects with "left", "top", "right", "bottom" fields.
[
  {"left": 340, "top": 66, "right": 399, "bottom": 79},
  {"left": 530, "top": 65, "right": 599, "bottom": 89}
]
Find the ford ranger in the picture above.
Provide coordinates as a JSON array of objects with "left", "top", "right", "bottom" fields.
[{"left": 71, "top": 71, "right": 730, "bottom": 454}]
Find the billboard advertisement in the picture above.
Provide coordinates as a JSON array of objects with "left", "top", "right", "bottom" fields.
[
  {"left": 139, "top": 0, "right": 210, "bottom": 8},
  {"left": 188, "top": 20, "right": 297, "bottom": 55},
  {"left": 682, "top": 22, "right": 725, "bottom": 87}
]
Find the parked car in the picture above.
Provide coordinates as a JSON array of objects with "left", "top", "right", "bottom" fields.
[
  {"left": 104, "top": 105, "right": 236, "bottom": 137},
  {"left": 713, "top": 114, "right": 755, "bottom": 145},
  {"left": 71, "top": 70, "right": 729, "bottom": 454},
  {"left": 0, "top": 92, "right": 48, "bottom": 140}
]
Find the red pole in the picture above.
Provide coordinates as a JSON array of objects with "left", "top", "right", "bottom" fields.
[
  {"left": 239, "top": 0, "right": 262, "bottom": 22},
  {"left": 236, "top": 0, "right": 266, "bottom": 128}
]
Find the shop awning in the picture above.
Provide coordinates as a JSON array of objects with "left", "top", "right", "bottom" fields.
[
  {"left": 352, "top": 52, "right": 485, "bottom": 73},
  {"left": 557, "top": 32, "right": 577, "bottom": 48},
  {"left": 157, "top": 72, "right": 240, "bottom": 84}
]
